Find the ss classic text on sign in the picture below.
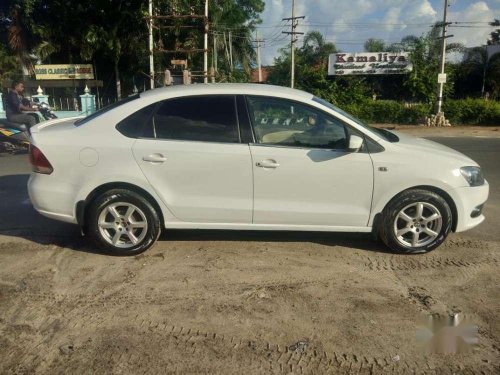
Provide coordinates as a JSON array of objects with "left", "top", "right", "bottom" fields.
[{"left": 34, "top": 64, "right": 94, "bottom": 80}]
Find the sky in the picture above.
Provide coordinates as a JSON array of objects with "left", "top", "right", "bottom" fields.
[{"left": 257, "top": 0, "right": 500, "bottom": 65}]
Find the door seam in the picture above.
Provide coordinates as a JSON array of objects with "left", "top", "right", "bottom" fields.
[{"left": 248, "top": 144, "right": 256, "bottom": 224}]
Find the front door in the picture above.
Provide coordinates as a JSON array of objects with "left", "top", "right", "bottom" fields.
[
  {"left": 246, "top": 96, "right": 374, "bottom": 227},
  {"left": 132, "top": 95, "right": 253, "bottom": 223}
]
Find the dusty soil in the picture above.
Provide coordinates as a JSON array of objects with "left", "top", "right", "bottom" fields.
[
  {"left": 0, "top": 231, "right": 498, "bottom": 374},
  {"left": 1, "top": 135, "right": 499, "bottom": 374}
]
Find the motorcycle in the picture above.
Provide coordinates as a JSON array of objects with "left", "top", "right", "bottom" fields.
[{"left": 0, "top": 100, "right": 57, "bottom": 153}]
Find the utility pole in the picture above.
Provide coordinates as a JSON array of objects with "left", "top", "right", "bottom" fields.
[
  {"left": 254, "top": 30, "right": 263, "bottom": 82},
  {"left": 282, "top": 0, "right": 304, "bottom": 88},
  {"left": 149, "top": 4, "right": 209, "bottom": 84},
  {"left": 148, "top": 0, "right": 155, "bottom": 89},
  {"left": 213, "top": 34, "right": 217, "bottom": 72},
  {"left": 229, "top": 31, "right": 233, "bottom": 71},
  {"left": 436, "top": 0, "right": 452, "bottom": 114},
  {"left": 203, "top": 0, "right": 208, "bottom": 84}
]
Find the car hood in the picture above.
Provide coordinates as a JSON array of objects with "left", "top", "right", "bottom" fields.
[{"left": 388, "top": 131, "right": 478, "bottom": 166}]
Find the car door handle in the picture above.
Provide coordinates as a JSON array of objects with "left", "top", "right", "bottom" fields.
[
  {"left": 142, "top": 153, "right": 167, "bottom": 163},
  {"left": 256, "top": 160, "right": 280, "bottom": 168}
]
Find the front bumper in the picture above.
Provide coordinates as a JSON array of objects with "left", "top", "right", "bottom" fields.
[{"left": 449, "top": 181, "right": 489, "bottom": 233}]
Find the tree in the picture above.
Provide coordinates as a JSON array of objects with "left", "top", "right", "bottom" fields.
[
  {"left": 79, "top": 1, "right": 147, "bottom": 99},
  {"left": 397, "top": 25, "right": 463, "bottom": 103},
  {"left": 302, "top": 31, "right": 337, "bottom": 66},
  {"left": 0, "top": 44, "right": 20, "bottom": 82},
  {"left": 152, "top": 0, "right": 264, "bottom": 82},
  {"left": 456, "top": 46, "right": 500, "bottom": 99},
  {"left": 1, "top": 0, "right": 265, "bottom": 98},
  {"left": 364, "top": 38, "right": 385, "bottom": 52},
  {"left": 267, "top": 31, "right": 338, "bottom": 87},
  {"left": 267, "top": 31, "right": 371, "bottom": 106},
  {"left": 488, "top": 19, "right": 499, "bottom": 45}
]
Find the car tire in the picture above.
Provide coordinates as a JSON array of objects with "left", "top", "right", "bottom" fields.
[
  {"left": 379, "top": 189, "right": 452, "bottom": 254},
  {"left": 87, "top": 189, "right": 161, "bottom": 255}
]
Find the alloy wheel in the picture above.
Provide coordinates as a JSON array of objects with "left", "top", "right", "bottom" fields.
[
  {"left": 98, "top": 202, "right": 148, "bottom": 248},
  {"left": 393, "top": 202, "right": 443, "bottom": 248}
]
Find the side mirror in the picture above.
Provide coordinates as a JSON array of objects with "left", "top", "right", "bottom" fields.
[{"left": 348, "top": 135, "right": 363, "bottom": 152}]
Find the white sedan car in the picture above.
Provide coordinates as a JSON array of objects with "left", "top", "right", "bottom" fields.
[{"left": 28, "top": 84, "right": 488, "bottom": 255}]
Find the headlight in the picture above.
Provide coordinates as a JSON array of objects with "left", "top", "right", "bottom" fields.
[{"left": 460, "top": 166, "right": 484, "bottom": 186}]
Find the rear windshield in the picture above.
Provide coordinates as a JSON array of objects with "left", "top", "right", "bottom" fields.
[
  {"left": 312, "top": 96, "right": 398, "bottom": 142},
  {"left": 75, "top": 94, "right": 140, "bottom": 126}
]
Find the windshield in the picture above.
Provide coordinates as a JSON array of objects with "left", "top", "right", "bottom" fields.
[
  {"left": 74, "top": 94, "right": 140, "bottom": 126},
  {"left": 312, "top": 96, "right": 397, "bottom": 142}
]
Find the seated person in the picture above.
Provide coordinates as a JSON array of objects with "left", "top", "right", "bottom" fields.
[{"left": 5, "top": 80, "right": 38, "bottom": 129}]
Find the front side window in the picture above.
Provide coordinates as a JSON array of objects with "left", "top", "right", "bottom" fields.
[
  {"left": 147, "top": 95, "right": 239, "bottom": 143},
  {"left": 246, "top": 96, "right": 348, "bottom": 149}
]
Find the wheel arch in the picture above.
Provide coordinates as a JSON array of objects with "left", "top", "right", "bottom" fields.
[
  {"left": 375, "top": 185, "right": 458, "bottom": 233},
  {"left": 76, "top": 182, "right": 165, "bottom": 231}
]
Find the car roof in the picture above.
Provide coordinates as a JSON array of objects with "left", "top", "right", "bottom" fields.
[{"left": 139, "top": 83, "right": 314, "bottom": 101}]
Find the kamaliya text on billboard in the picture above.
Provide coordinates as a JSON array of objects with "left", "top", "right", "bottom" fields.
[
  {"left": 328, "top": 52, "right": 412, "bottom": 75},
  {"left": 34, "top": 64, "right": 94, "bottom": 80}
]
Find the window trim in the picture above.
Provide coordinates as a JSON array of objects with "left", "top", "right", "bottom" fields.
[
  {"left": 137, "top": 94, "right": 242, "bottom": 144},
  {"left": 236, "top": 95, "right": 256, "bottom": 143},
  {"left": 244, "top": 95, "right": 372, "bottom": 152}
]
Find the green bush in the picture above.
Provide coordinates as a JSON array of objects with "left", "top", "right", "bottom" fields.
[
  {"left": 443, "top": 99, "right": 500, "bottom": 125},
  {"left": 341, "top": 99, "right": 499, "bottom": 125},
  {"left": 344, "top": 100, "right": 431, "bottom": 124}
]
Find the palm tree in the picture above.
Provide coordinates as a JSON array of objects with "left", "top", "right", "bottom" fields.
[
  {"left": 301, "top": 31, "right": 337, "bottom": 66},
  {"left": 0, "top": 44, "right": 19, "bottom": 81},
  {"left": 7, "top": 4, "right": 35, "bottom": 74},
  {"left": 461, "top": 46, "right": 495, "bottom": 97}
]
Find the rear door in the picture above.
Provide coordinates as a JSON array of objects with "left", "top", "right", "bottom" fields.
[{"left": 132, "top": 95, "right": 253, "bottom": 223}]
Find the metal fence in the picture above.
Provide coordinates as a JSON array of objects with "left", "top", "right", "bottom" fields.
[{"left": 42, "top": 96, "right": 117, "bottom": 111}]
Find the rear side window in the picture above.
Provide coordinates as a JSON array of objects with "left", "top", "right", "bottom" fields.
[
  {"left": 147, "top": 95, "right": 239, "bottom": 143},
  {"left": 75, "top": 94, "right": 140, "bottom": 126},
  {"left": 116, "top": 104, "right": 156, "bottom": 138}
]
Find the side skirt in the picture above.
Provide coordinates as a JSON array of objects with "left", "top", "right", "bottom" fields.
[{"left": 164, "top": 222, "right": 372, "bottom": 233}]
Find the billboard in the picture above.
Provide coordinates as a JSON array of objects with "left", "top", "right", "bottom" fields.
[
  {"left": 34, "top": 64, "right": 94, "bottom": 80},
  {"left": 328, "top": 52, "right": 412, "bottom": 75}
]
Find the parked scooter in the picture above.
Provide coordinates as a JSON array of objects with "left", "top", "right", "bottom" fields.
[
  {"left": 0, "top": 100, "right": 57, "bottom": 153},
  {"left": 33, "top": 99, "right": 58, "bottom": 120}
]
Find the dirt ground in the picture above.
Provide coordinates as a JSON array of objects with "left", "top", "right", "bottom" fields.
[{"left": 0, "top": 131, "right": 499, "bottom": 374}]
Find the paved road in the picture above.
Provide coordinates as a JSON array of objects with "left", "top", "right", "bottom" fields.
[{"left": 0, "top": 137, "right": 498, "bottom": 242}]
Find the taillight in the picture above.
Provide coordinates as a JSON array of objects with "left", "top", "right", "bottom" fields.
[{"left": 29, "top": 145, "right": 54, "bottom": 174}]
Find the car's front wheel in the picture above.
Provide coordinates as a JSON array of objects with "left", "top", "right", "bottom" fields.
[
  {"left": 380, "top": 189, "right": 452, "bottom": 254},
  {"left": 87, "top": 189, "right": 161, "bottom": 255}
]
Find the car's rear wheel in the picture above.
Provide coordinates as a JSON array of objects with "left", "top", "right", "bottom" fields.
[
  {"left": 380, "top": 189, "right": 452, "bottom": 254},
  {"left": 87, "top": 189, "right": 161, "bottom": 255}
]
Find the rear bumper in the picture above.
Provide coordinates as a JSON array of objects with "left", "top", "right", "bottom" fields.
[
  {"left": 449, "top": 182, "right": 489, "bottom": 233},
  {"left": 28, "top": 174, "right": 78, "bottom": 224}
]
